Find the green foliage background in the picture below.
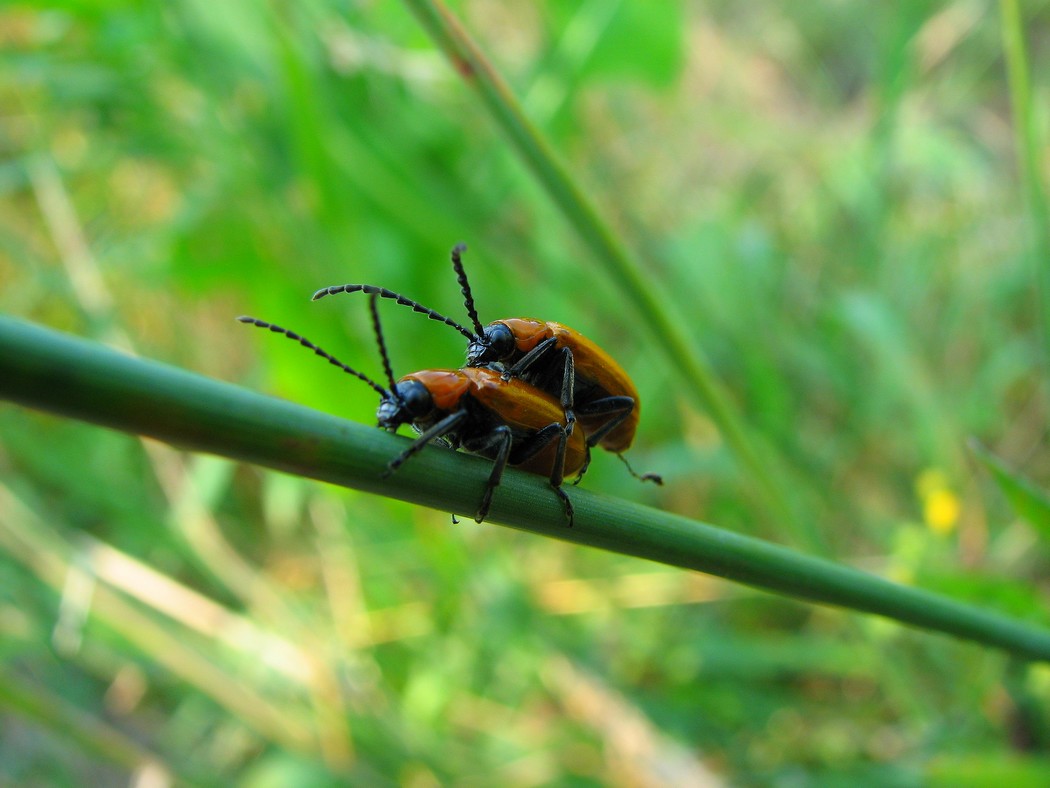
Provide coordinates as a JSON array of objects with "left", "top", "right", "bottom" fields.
[{"left": 2, "top": 0, "right": 1050, "bottom": 784}]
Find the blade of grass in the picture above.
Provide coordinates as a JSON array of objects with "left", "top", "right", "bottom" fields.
[
  {"left": 397, "top": 0, "right": 818, "bottom": 548},
  {"left": 0, "top": 484, "right": 320, "bottom": 755},
  {"left": 1000, "top": 0, "right": 1050, "bottom": 369},
  {"left": 0, "top": 669, "right": 179, "bottom": 783},
  {"left": 3, "top": 315, "right": 1050, "bottom": 660},
  {"left": 972, "top": 440, "right": 1050, "bottom": 542}
]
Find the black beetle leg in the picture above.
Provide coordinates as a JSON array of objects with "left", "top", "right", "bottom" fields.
[
  {"left": 509, "top": 422, "right": 575, "bottom": 527},
  {"left": 460, "top": 425, "right": 515, "bottom": 523},
  {"left": 576, "top": 396, "right": 634, "bottom": 448},
  {"left": 503, "top": 340, "right": 576, "bottom": 433},
  {"left": 381, "top": 410, "right": 468, "bottom": 478},
  {"left": 616, "top": 453, "right": 663, "bottom": 485}
]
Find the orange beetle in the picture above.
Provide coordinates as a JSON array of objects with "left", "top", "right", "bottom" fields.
[
  {"left": 383, "top": 367, "right": 585, "bottom": 523},
  {"left": 466, "top": 317, "right": 640, "bottom": 456},
  {"left": 313, "top": 244, "right": 661, "bottom": 484},
  {"left": 238, "top": 294, "right": 582, "bottom": 525}
]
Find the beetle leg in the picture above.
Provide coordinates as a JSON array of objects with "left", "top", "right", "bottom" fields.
[
  {"left": 556, "top": 346, "right": 576, "bottom": 434},
  {"left": 508, "top": 423, "right": 575, "bottom": 527},
  {"left": 576, "top": 396, "right": 634, "bottom": 448},
  {"left": 460, "top": 425, "right": 514, "bottom": 523},
  {"left": 503, "top": 340, "right": 576, "bottom": 433},
  {"left": 502, "top": 336, "right": 559, "bottom": 379},
  {"left": 381, "top": 409, "right": 469, "bottom": 478},
  {"left": 616, "top": 453, "right": 663, "bottom": 485},
  {"left": 577, "top": 397, "right": 661, "bottom": 485},
  {"left": 572, "top": 445, "right": 593, "bottom": 486}
]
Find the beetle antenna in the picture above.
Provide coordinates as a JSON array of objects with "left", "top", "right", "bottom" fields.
[
  {"left": 237, "top": 316, "right": 387, "bottom": 398},
  {"left": 366, "top": 293, "right": 400, "bottom": 395},
  {"left": 451, "top": 243, "right": 485, "bottom": 336},
  {"left": 311, "top": 283, "right": 475, "bottom": 341}
]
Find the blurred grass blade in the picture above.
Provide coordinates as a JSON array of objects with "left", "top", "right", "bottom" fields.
[
  {"left": 0, "top": 670, "right": 176, "bottom": 782},
  {"left": 398, "top": 0, "right": 815, "bottom": 547},
  {"left": 1000, "top": 0, "right": 1050, "bottom": 368},
  {"left": 4, "top": 315, "right": 1050, "bottom": 660},
  {"left": 972, "top": 440, "right": 1050, "bottom": 541},
  {"left": 0, "top": 483, "right": 319, "bottom": 754}
]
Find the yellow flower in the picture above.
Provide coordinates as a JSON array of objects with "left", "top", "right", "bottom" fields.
[
  {"left": 923, "top": 489, "right": 960, "bottom": 535},
  {"left": 915, "top": 469, "right": 960, "bottom": 535}
]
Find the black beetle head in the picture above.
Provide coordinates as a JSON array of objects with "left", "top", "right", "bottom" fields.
[
  {"left": 466, "top": 322, "right": 514, "bottom": 366},
  {"left": 377, "top": 379, "right": 433, "bottom": 430}
]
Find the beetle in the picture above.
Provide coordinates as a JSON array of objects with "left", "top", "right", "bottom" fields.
[
  {"left": 312, "top": 244, "right": 662, "bottom": 484},
  {"left": 237, "top": 293, "right": 583, "bottom": 525}
]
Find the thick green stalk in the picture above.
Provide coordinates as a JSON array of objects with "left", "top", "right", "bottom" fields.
[
  {"left": 3, "top": 315, "right": 1050, "bottom": 660},
  {"left": 398, "top": 0, "right": 815, "bottom": 546}
]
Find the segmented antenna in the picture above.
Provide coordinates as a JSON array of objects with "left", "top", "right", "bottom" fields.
[
  {"left": 366, "top": 293, "right": 400, "bottom": 395},
  {"left": 236, "top": 316, "right": 387, "bottom": 397},
  {"left": 451, "top": 243, "right": 485, "bottom": 336},
  {"left": 311, "top": 283, "right": 475, "bottom": 341}
]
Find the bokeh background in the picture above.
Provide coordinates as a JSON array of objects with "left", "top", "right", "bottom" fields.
[{"left": 3, "top": 1, "right": 1050, "bottom": 784}]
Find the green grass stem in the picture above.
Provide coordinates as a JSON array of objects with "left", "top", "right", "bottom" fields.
[
  {"left": 1000, "top": 0, "right": 1050, "bottom": 368},
  {"left": 398, "top": 0, "right": 815, "bottom": 546},
  {"left": 3, "top": 315, "right": 1050, "bottom": 660}
]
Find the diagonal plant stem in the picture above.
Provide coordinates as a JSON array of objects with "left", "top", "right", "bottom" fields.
[
  {"left": 3, "top": 315, "right": 1050, "bottom": 660},
  {"left": 398, "top": 0, "right": 816, "bottom": 547},
  {"left": 1000, "top": 0, "right": 1050, "bottom": 372}
]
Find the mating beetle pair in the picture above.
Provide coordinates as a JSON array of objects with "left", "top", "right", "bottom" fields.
[
  {"left": 241, "top": 244, "right": 659, "bottom": 526},
  {"left": 240, "top": 293, "right": 583, "bottom": 525}
]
